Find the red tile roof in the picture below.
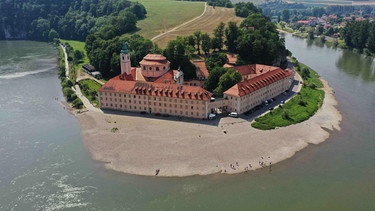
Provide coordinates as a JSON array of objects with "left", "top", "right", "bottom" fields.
[
  {"left": 233, "top": 64, "right": 280, "bottom": 79},
  {"left": 224, "top": 68, "right": 294, "bottom": 97},
  {"left": 226, "top": 54, "right": 237, "bottom": 65},
  {"left": 193, "top": 60, "right": 209, "bottom": 78},
  {"left": 119, "top": 68, "right": 137, "bottom": 80},
  {"left": 139, "top": 54, "right": 170, "bottom": 66},
  {"left": 99, "top": 79, "right": 212, "bottom": 101}
]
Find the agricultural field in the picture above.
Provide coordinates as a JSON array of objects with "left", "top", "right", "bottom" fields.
[
  {"left": 132, "top": 0, "right": 205, "bottom": 39},
  {"left": 152, "top": 5, "right": 244, "bottom": 48},
  {"left": 287, "top": 0, "right": 375, "bottom": 6},
  {"left": 131, "top": 0, "right": 245, "bottom": 48}
]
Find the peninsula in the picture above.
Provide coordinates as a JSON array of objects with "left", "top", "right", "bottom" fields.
[
  {"left": 57, "top": 3, "right": 342, "bottom": 177},
  {"left": 68, "top": 44, "right": 341, "bottom": 177}
]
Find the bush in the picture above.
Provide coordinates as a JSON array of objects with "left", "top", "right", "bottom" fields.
[
  {"left": 63, "top": 87, "right": 75, "bottom": 101},
  {"left": 298, "top": 100, "right": 307, "bottom": 107},
  {"left": 72, "top": 98, "right": 83, "bottom": 109}
]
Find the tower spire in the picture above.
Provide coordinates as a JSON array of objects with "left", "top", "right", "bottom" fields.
[{"left": 120, "top": 42, "right": 131, "bottom": 75}]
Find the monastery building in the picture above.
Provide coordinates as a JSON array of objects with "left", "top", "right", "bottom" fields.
[{"left": 98, "top": 43, "right": 294, "bottom": 119}]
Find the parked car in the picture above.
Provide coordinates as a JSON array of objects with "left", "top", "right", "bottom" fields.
[
  {"left": 208, "top": 113, "right": 216, "bottom": 119},
  {"left": 228, "top": 112, "right": 238, "bottom": 118},
  {"left": 281, "top": 100, "right": 285, "bottom": 104}
]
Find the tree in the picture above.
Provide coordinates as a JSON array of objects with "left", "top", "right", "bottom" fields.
[
  {"left": 73, "top": 50, "right": 84, "bottom": 63},
  {"left": 204, "top": 67, "right": 227, "bottom": 92},
  {"left": 212, "top": 22, "right": 225, "bottom": 51},
  {"left": 237, "top": 13, "right": 285, "bottom": 66},
  {"left": 205, "top": 52, "right": 227, "bottom": 71},
  {"left": 194, "top": 31, "right": 202, "bottom": 55},
  {"left": 282, "top": 9, "right": 290, "bottom": 23},
  {"left": 214, "top": 69, "right": 242, "bottom": 97},
  {"left": 48, "top": 28, "right": 59, "bottom": 42},
  {"left": 201, "top": 33, "right": 211, "bottom": 55},
  {"left": 163, "top": 38, "right": 196, "bottom": 79},
  {"left": 301, "top": 67, "right": 310, "bottom": 79},
  {"left": 29, "top": 18, "right": 51, "bottom": 41},
  {"left": 308, "top": 29, "right": 315, "bottom": 40},
  {"left": 225, "top": 21, "right": 240, "bottom": 53},
  {"left": 127, "top": 2, "right": 147, "bottom": 20}
]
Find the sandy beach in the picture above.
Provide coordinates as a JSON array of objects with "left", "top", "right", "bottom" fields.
[{"left": 76, "top": 80, "right": 341, "bottom": 177}]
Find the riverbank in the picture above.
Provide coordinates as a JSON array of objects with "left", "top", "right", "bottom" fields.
[{"left": 75, "top": 79, "right": 341, "bottom": 177}]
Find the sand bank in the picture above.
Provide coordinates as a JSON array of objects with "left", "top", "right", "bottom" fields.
[{"left": 76, "top": 80, "right": 341, "bottom": 177}]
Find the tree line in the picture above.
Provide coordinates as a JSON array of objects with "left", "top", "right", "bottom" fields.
[
  {"left": 341, "top": 20, "right": 375, "bottom": 54},
  {"left": 0, "top": 0, "right": 146, "bottom": 41},
  {"left": 178, "top": 0, "right": 233, "bottom": 8}
]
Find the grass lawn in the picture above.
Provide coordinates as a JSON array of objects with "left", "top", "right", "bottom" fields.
[
  {"left": 251, "top": 59, "right": 325, "bottom": 130},
  {"left": 78, "top": 79, "right": 102, "bottom": 107},
  {"left": 132, "top": 0, "right": 205, "bottom": 39}
]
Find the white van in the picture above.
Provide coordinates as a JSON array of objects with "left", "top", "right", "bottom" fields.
[
  {"left": 209, "top": 113, "right": 216, "bottom": 119},
  {"left": 228, "top": 112, "right": 238, "bottom": 118}
]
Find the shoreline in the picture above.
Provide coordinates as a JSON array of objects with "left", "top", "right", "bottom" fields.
[{"left": 75, "top": 79, "right": 341, "bottom": 177}]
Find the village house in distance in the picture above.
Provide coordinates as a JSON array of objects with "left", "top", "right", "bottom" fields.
[{"left": 98, "top": 42, "right": 295, "bottom": 119}]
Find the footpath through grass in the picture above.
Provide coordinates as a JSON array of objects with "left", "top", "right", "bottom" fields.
[
  {"left": 78, "top": 79, "right": 102, "bottom": 107},
  {"left": 251, "top": 58, "right": 325, "bottom": 130}
]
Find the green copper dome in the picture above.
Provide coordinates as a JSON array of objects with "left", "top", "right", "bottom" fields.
[{"left": 121, "top": 42, "right": 129, "bottom": 54}]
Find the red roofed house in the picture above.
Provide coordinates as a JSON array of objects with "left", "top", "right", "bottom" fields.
[{"left": 98, "top": 42, "right": 295, "bottom": 119}]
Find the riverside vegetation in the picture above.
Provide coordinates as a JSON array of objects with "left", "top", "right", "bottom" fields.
[
  {"left": 57, "top": 46, "right": 84, "bottom": 109},
  {"left": 252, "top": 58, "right": 324, "bottom": 130}
]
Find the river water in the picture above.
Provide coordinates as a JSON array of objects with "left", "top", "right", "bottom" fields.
[{"left": 0, "top": 36, "right": 374, "bottom": 210}]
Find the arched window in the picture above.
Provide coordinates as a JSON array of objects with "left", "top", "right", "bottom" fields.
[
  {"left": 156, "top": 67, "right": 159, "bottom": 71},
  {"left": 149, "top": 67, "right": 152, "bottom": 70}
]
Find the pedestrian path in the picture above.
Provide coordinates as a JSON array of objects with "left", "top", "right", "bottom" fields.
[{"left": 60, "top": 44, "right": 102, "bottom": 113}]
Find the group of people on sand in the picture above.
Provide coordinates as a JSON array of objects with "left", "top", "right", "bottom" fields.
[{"left": 227, "top": 156, "right": 273, "bottom": 173}]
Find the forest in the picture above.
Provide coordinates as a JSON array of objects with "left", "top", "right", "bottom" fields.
[{"left": 0, "top": 0, "right": 146, "bottom": 41}]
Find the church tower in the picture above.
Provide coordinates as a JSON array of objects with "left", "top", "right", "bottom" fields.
[{"left": 120, "top": 42, "right": 131, "bottom": 75}]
